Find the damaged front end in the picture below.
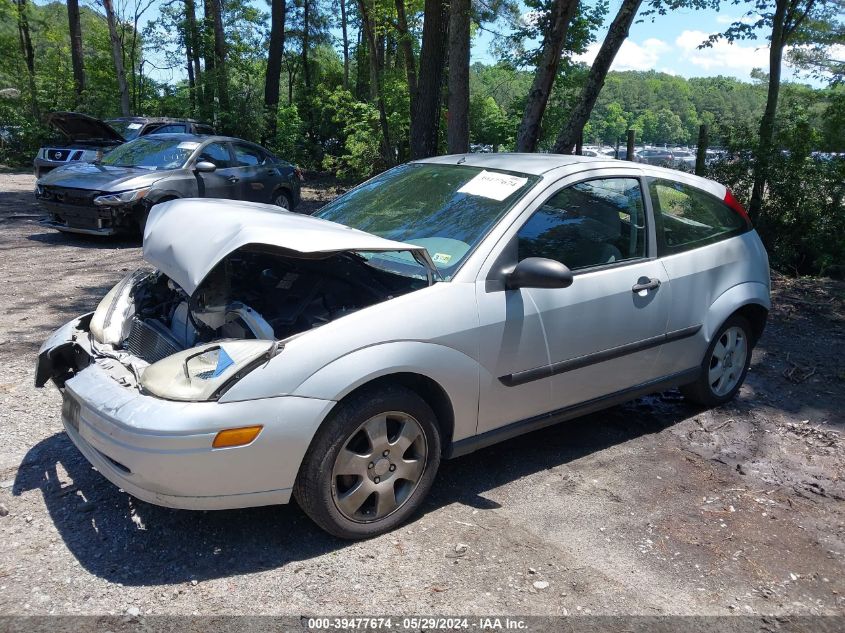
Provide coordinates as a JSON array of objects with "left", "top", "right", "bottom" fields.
[
  {"left": 36, "top": 185, "right": 148, "bottom": 235},
  {"left": 36, "top": 201, "right": 439, "bottom": 403}
]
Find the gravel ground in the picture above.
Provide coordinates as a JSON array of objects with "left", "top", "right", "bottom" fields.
[{"left": 0, "top": 172, "right": 843, "bottom": 618}]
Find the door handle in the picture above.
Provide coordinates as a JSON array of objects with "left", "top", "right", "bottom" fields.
[
  {"left": 227, "top": 175, "right": 240, "bottom": 183},
  {"left": 632, "top": 278, "right": 661, "bottom": 292}
]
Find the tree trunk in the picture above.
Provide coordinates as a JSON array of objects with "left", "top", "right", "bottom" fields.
[
  {"left": 186, "top": 46, "right": 196, "bottom": 114},
  {"left": 553, "top": 0, "right": 643, "bottom": 154},
  {"left": 209, "top": 0, "right": 229, "bottom": 117},
  {"left": 129, "top": 6, "right": 142, "bottom": 113},
  {"left": 748, "top": 0, "right": 791, "bottom": 223},
  {"left": 340, "top": 0, "right": 350, "bottom": 89},
  {"left": 355, "top": 26, "right": 370, "bottom": 100},
  {"left": 447, "top": 0, "right": 470, "bottom": 154},
  {"left": 67, "top": 0, "right": 85, "bottom": 106},
  {"left": 202, "top": 0, "right": 217, "bottom": 118},
  {"left": 394, "top": 0, "right": 417, "bottom": 110},
  {"left": 357, "top": 0, "right": 394, "bottom": 165},
  {"left": 302, "top": 0, "right": 311, "bottom": 90},
  {"left": 264, "top": 0, "right": 287, "bottom": 142},
  {"left": 515, "top": 0, "right": 579, "bottom": 153},
  {"left": 102, "top": 0, "right": 131, "bottom": 116},
  {"left": 15, "top": 0, "right": 39, "bottom": 119},
  {"left": 410, "top": 0, "right": 449, "bottom": 159},
  {"left": 184, "top": 0, "right": 204, "bottom": 117}
]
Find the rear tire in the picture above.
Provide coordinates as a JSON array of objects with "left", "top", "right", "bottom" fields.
[
  {"left": 680, "top": 315, "right": 753, "bottom": 407},
  {"left": 293, "top": 385, "right": 441, "bottom": 539}
]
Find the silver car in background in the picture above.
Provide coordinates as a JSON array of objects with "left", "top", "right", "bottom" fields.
[{"left": 36, "top": 154, "right": 770, "bottom": 539}]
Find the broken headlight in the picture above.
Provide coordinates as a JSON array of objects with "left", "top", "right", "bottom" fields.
[
  {"left": 94, "top": 188, "right": 150, "bottom": 206},
  {"left": 139, "top": 340, "right": 276, "bottom": 401},
  {"left": 90, "top": 268, "right": 152, "bottom": 346}
]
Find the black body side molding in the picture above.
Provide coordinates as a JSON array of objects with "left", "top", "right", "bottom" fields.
[
  {"left": 447, "top": 368, "right": 700, "bottom": 459},
  {"left": 498, "top": 324, "right": 702, "bottom": 388}
]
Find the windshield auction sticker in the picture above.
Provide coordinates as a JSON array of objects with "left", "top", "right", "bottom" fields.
[
  {"left": 177, "top": 142, "right": 200, "bottom": 150},
  {"left": 458, "top": 170, "right": 528, "bottom": 201}
]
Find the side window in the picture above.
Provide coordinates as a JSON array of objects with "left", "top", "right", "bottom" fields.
[
  {"left": 196, "top": 142, "right": 231, "bottom": 167},
  {"left": 649, "top": 178, "right": 747, "bottom": 255},
  {"left": 195, "top": 125, "right": 215, "bottom": 135},
  {"left": 147, "top": 124, "right": 186, "bottom": 135},
  {"left": 233, "top": 144, "right": 265, "bottom": 167},
  {"left": 517, "top": 178, "right": 647, "bottom": 271}
]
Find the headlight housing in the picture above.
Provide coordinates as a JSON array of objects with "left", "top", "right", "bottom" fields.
[
  {"left": 94, "top": 188, "right": 151, "bottom": 206},
  {"left": 90, "top": 268, "right": 152, "bottom": 345},
  {"left": 140, "top": 340, "right": 276, "bottom": 401}
]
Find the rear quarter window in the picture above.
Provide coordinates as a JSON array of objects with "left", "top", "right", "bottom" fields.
[{"left": 648, "top": 178, "right": 749, "bottom": 256}]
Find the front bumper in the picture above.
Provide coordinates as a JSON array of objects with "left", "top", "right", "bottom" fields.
[
  {"left": 39, "top": 318, "right": 336, "bottom": 510},
  {"left": 36, "top": 199, "right": 137, "bottom": 236}
]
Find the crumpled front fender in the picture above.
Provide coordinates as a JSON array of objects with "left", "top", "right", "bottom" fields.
[{"left": 34, "top": 313, "right": 93, "bottom": 388}]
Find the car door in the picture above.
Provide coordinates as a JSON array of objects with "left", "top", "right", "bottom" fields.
[
  {"left": 646, "top": 175, "right": 755, "bottom": 375},
  {"left": 193, "top": 141, "right": 237, "bottom": 198},
  {"left": 232, "top": 142, "right": 273, "bottom": 202},
  {"left": 475, "top": 172, "right": 672, "bottom": 434}
]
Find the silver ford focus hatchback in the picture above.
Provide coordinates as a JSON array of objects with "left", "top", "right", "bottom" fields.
[{"left": 36, "top": 154, "right": 770, "bottom": 538}]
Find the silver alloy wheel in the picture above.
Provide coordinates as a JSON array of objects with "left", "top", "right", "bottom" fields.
[
  {"left": 274, "top": 193, "right": 290, "bottom": 211},
  {"left": 708, "top": 325, "right": 748, "bottom": 397},
  {"left": 331, "top": 411, "right": 428, "bottom": 523}
]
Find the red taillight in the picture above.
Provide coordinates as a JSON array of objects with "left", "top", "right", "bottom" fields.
[
  {"left": 724, "top": 189, "right": 751, "bottom": 226},
  {"left": 294, "top": 166, "right": 304, "bottom": 182}
]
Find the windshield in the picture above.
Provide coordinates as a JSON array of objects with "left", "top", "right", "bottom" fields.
[
  {"left": 316, "top": 163, "right": 537, "bottom": 279},
  {"left": 106, "top": 119, "right": 144, "bottom": 140},
  {"left": 99, "top": 137, "right": 197, "bottom": 170}
]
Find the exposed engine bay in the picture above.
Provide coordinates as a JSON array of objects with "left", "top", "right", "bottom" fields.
[{"left": 111, "top": 248, "right": 427, "bottom": 364}]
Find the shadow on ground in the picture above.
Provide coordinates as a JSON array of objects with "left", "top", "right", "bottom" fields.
[
  {"left": 25, "top": 231, "right": 140, "bottom": 249},
  {"left": 12, "top": 392, "right": 696, "bottom": 586}
]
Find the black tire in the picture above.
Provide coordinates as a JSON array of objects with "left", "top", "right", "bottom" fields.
[
  {"left": 136, "top": 209, "right": 150, "bottom": 237},
  {"left": 137, "top": 198, "right": 176, "bottom": 237},
  {"left": 680, "top": 314, "right": 753, "bottom": 407},
  {"left": 293, "top": 385, "right": 441, "bottom": 539},
  {"left": 272, "top": 189, "right": 293, "bottom": 212}
]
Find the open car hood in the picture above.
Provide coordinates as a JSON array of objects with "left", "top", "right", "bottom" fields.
[
  {"left": 143, "top": 198, "right": 439, "bottom": 295},
  {"left": 46, "top": 111, "right": 125, "bottom": 142}
]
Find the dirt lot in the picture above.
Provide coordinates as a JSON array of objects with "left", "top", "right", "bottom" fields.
[{"left": 0, "top": 172, "right": 843, "bottom": 619}]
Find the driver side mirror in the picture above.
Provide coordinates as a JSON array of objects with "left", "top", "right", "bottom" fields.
[
  {"left": 194, "top": 160, "right": 217, "bottom": 173},
  {"left": 506, "top": 257, "right": 573, "bottom": 290}
]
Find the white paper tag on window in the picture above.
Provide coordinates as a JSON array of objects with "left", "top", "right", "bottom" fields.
[
  {"left": 458, "top": 170, "right": 528, "bottom": 201},
  {"left": 177, "top": 141, "right": 200, "bottom": 150},
  {"left": 127, "top": 123, "right": 142, "bottom": 129}
]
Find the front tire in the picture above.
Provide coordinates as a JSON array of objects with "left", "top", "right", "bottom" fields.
[
  {"left": 293, "top": 385, "right": 441, "bottom": 539},
  {"left": 680, "top": 315, "right": 753, "bottom": 407},
  {"left": 272, "top": 190, "right": 293, "bottom": 212}
]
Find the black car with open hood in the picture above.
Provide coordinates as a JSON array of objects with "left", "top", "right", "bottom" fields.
[{"left": 34, "top": 112, "right": 215, "bottom": 178}]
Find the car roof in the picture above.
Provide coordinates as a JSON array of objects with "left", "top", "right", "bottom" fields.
[
  {"left": 106, "top": 116, "right": 209, "bottom": 125},
  {"left": 417, "top": 153, "right": 618, "bottom": 176},
  {"left": 129, "top": 133, "right": 259, "bottom": 144},
  {"left": 416, "top": 152, "right": 728, "bottom": 198}
]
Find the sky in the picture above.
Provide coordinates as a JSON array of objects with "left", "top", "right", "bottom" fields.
[
  {"left": 472, "top": 1, "right": 821, "bottom": 85},
  {"left": 123, "top": 0, "right": 821, "bottom": 86}
]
